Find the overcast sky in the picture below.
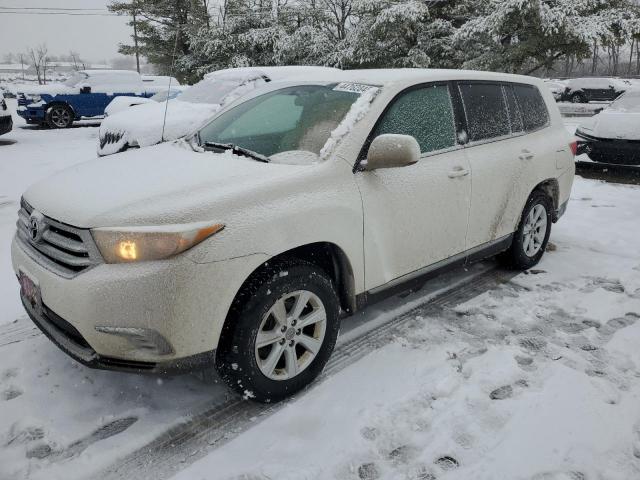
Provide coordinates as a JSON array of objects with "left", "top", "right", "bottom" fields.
[{"left": 0, "top": 0, "right": 131, "bottom": 62}]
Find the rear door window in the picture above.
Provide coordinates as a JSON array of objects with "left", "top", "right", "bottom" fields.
[
  {"left": 372, "top": 84, "right": 456, "bottom": 154},
  {"left": 513, "top": 84, "right": 549, "bottom": 132},
  {"left": 459, "top": 83, "right": 510, "bottom": 142}
]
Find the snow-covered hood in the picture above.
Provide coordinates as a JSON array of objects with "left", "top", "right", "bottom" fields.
[
  {"left": 577, "top": 110, "right": 640, "bottom": 141},
  {"left": 24, "top": 142, "right": 308, "bottom": 228},
  {"left": 104, "top": 96, "right": 155, "bottom": 116},
  {"left": 98, "top": 99, "right": 220, "bottom": 156}
]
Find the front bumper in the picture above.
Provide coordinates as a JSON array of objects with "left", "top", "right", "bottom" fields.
[
  {"left": 12, "top": 234, "right": 267, "bottom": 369},
  {"left": 0, "top": 115, "right": 12, "bottom": 135},
  {"left": 21, "top": 295, "right": 216, "bottom": 374},
  {"left": 17, "top": 105, "right": 46, "bottom": 123},
  {"left": 576, "top": 133, "right": 640, "bottom": 166}
]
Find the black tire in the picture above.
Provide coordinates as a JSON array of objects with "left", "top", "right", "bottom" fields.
[
  {"left": 500, "top": 190, "right": 553, "bottom": 270},
  {"left": 46, "top": 104, "right": 74, "bottom": 129},
  {"left": 216, "top": 260, "right": 340, "bottom": 403},
  {"left": 570, "top": 92, "right": 586, "bottom": 103}
]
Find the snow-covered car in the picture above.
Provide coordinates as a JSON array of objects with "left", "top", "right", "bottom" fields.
[
  {"left": 543, "top": 79, "right": 566, "bottom": 101},
  {"left": 12, "top": 70, "right": 575, "bottom": 402},
  {"left": 0, "top": 92, "right": 12, "bottom": 136},
  {"left": 104, "top": 88, "right": 183, "bottom": 117},
  {"left": 559, "top": 77, "right": 626, "bottom": 103},
  {"left": 97, "top": 66, "right": 341, "bottom": 156},
  {"left": 16, "top": 70, "right": 155, "bottom": 128},
  {"left": 575, "top": 90, "right": 640, "bottom": 165},
  {"left": 141, "top": 75, "right": 181, "bottom": 94}
]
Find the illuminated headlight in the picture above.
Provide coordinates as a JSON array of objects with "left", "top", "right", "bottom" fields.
[{"left": 91, "top": 222, "right": 224, "bottom": 263}]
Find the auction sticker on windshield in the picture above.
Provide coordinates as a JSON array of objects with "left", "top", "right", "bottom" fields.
[{"left": 333, "top": 82, "right": 378, "bottom": 94}]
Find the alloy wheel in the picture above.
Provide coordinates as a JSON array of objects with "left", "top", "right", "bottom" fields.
[
  {"left": 255, "top": 290, "right": 327, "bottom": 380},
  {"left": 522, "top": 204, "right": 547, "bottom": 257},
  {"left": 50, "top": 107, "right": 71, "bottom": 128}
]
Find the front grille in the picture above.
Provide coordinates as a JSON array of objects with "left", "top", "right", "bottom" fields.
[
  {"left": 99, "top": 131, "right": 124, "bottom": 149},
  {"left": 16, "top": 198, "right": 102, "bottom": 278},
  {"left": 17, "top": 93, "right": 28, "bottom": 107}
]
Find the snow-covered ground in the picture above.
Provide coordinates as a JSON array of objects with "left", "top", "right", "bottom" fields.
[{"left": 1, "top": 100, "right": 640, "bottom": 480}]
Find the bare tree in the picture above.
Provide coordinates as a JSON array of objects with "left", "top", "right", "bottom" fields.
[
  {"left": 28, "top": 44, "right": 49, "bottom": 85},
  {"left": 70, "top": 51, "right": 81, "bottom": 71}
]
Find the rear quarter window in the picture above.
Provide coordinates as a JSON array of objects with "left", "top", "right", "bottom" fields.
[{"left": 513, "top": 84, "right": 549, "bottom": 132}]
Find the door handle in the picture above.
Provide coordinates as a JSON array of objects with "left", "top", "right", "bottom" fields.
[
  {"left": 519, "top": 149, "right": 535, "bottom": 161},
  {"left": 448, "top": 166, "right": 470, "bottom": 178}
]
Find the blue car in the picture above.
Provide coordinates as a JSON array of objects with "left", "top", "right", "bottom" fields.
[{"left": 17, "top": 70, "right": 154, "bottom": 128}]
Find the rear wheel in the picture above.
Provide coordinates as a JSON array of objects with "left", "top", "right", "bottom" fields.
[
  {"left": 46, "top": 104, "right": 74, "bottom": 129},
  {"left": 500, "top": 191, "right": 553, "bottom": 270},
  {"left": 216, "top": 260, "right": 340, "bottom": 403}
]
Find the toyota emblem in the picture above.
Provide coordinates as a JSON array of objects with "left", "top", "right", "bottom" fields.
[{"left": 29, "top": 212, "right": 45, "bottom": 243}]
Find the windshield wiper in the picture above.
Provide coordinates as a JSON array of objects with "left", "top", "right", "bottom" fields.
[{"left": 203, "top": 141, "right": 270, "bottom": 163}]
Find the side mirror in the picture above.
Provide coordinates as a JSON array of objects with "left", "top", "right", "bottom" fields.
[
  {"left": 80, "top": 85, "right": 91, "bottom": 94},
  {"left": 365, "top": 134, "right": 420, "bottom": 170}
]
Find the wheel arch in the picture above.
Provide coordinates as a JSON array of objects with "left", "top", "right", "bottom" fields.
[
  {"left": 240, "top": 242, "right": 357, "bottom": 316},
  {"left": 533, "top": 178, "right": 559, "bottom": 212}
]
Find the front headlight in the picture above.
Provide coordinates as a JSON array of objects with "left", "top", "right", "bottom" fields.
[
  {"left": 27, "top": 95, "right": 41, "bottom": 103},
  {"left": 91, "top": 222, "right": 224, "bottom": 263}
]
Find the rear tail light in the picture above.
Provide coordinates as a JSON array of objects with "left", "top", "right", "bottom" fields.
[{"left": 569, "top": 140, "right": 578, "bottom": 156}]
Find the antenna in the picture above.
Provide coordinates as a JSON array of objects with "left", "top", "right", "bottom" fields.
[{"left": 161, "top": 22, "right": 181, "bottom": 143}]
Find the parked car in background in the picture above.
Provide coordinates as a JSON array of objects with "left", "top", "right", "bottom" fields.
[
  {"left": 104, "top": 88, "right": 183, "bottom": 117},
  {"left": 13, "top": 69, "right": 575, "bottom": 402},
  {"left": 575, "top": 90, "right": 640, "bottom": 165},
  {"left": 0, "top": 84, "right": 17, "bottom": 99},
  {"left": 16, "top": 70, "right": 155, "bottom": 128},
  {"left": 559, "top": 77, "right": 626, "bottom": 103},
  {"left": 0, "top": 92, "right": 12, "bottom": 136},
  {"left": 543, "top": 79, "right": 566, "bottom": 101},
  {"left": 97, "top": 65, "right": 341, "bottom": 156}
]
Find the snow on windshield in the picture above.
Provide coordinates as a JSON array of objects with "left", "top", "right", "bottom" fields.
[
  {"left": 179, "top": 77, "right": 266, "bottom": 104},
  {"left": 198, "top": 83, "right": 376, "bottom": 160},
  {"left": 63, "top": 72, "right": 88, "bottom": 87},
  {"left": 610, "top": 91, "right": 640, "bottom": 112}
]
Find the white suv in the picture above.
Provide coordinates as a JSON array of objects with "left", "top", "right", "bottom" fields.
[{"left": 12, "top": 70, "right": 575, "bottom": 402}]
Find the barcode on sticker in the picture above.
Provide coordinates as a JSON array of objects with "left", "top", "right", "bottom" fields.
[{"left": 333, "top": 82, "right": 376, "bottom": 94}]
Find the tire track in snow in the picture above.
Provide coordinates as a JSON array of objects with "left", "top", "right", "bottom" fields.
[
  {"left": 0, "top": 317, "right": 39, "bottom": 347},
  {"left": 99, "top": 266, "right": 516, "bottom": 480}
]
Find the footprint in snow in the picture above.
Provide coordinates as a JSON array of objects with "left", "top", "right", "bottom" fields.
[
  {"left": 2, "top": 385, "right": 23, "bottom": 401},
  {"left": 581, "top": 277, "right": 625, "bottom": 294},
  {"left": 489, "top": 385, "right": 513, "bottom": 400},
  {"left": 519, "top": 337, "right": 547, "bottom": 352},
  {"left": 357, "top": 462, "right": 380, "bottom": 480},
  {"left": 434, "top": 456, "right": 459, "bottom": 471}
]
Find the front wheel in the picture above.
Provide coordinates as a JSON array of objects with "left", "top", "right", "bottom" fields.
[
  {"left": 570, "top": 92, "right": 586, "bottom": 103},
  {"left": 216, "top": 261, "right": 340, "bottom": 403},
  {"left": 46, "top": 104, "right": 74, "bottom": 128},
  {"left": 500, "top": 191, "right": 553, "bottom": 270}
]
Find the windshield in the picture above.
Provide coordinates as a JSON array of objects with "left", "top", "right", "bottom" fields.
[
  {"left": 609, "top": 91, "right": 640, "bottom": 112},
  {"left": 151, "top": 89, "right": 181, "bottom": 102},
  {"left": 63, "top": 72, "right": 88, "bottom": 87},
  {"left": 198, "top": 84, "right": 365, "bottom": 157}
]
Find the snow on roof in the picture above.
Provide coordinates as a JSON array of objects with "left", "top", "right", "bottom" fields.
[
  {"left": 339, "top": 68, "right": 543, "bottom": 87},
  {"left": 205, "top": 66, "right": 342, "bottom": 83},
  {"left": 80, "top": 69, "right": 139, "bottom": 76}
]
